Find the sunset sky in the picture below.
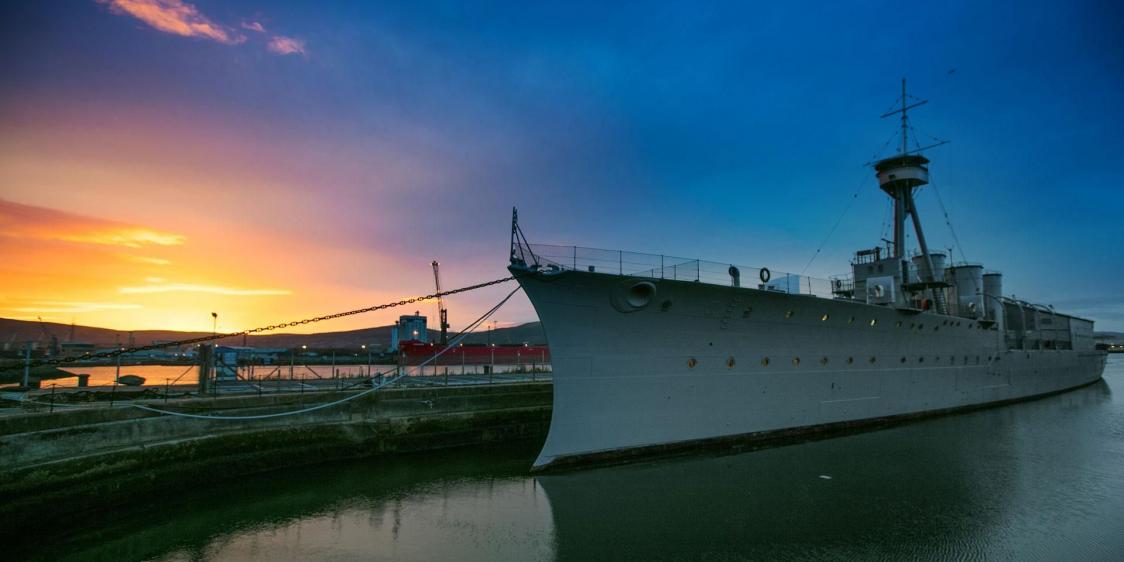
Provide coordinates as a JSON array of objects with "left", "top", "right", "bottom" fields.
[{"left": 2, "top": 0, "right": 1122, "bottom": 334}]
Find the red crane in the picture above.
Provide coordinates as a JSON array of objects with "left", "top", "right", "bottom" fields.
[{"left": 431, "top": 260, "right": 449, "bottom": 345}]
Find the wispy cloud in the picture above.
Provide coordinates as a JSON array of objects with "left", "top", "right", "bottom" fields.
[
  {"left": 120, "top": 255, "right": 172, "bottom": 266},
  {"left": 60, "top": 228, "right": 185, "bottom": 248},
  {"left": 9, "top": 301, "right": 143, "bottom": 313},
  {"left": 267, "top": 35, "right": 306, "bottom": 56},
  {"left": 0, "top": 198, "right": 186, "bottom": 248},
  {"left": 97, "top": 1, "right": 308, "bottom": 56},
  {"left": 98, "top": 0, "right": 245, "bottom": 44},
  {"left": 119, "top": 283, "right": 291, "bottom": 296}
]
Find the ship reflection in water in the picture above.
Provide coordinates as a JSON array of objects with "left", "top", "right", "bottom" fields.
[{"left": 41, "top": 357, "right": 1124, "bottom": 562}]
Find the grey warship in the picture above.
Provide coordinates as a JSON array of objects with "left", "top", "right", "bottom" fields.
[{"left": 511, "top": 82, "right": 1107, "bottom": 471}]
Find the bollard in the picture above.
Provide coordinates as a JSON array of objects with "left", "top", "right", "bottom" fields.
[
  {"left": 197, "top": 345, "right": 212, "bottom": 395},
  {"left": 76, "top": 374, "right": 90, "bottom": 388}
]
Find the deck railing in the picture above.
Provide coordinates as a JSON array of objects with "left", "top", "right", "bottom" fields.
[{"left": 520, "top": 243, "right": 836, "bottom": 298}]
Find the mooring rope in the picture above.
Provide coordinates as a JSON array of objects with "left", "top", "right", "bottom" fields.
[{"left": 126, "top": 285, "right": 523, "bottom": 421}]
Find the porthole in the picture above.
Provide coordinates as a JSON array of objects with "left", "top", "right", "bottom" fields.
[
  {"left": 934, "top": 326, "right": 940, "bottom": 332},
  {"left": 919, "top": 357, "right": 924, "bottom": 363},
  {"left": 821, "top": 313, "right": 829, "bottom": 322},
  {"left": 626, "top": 281, "right": 657, "bottom": 308},
  {"left": 820, "top": 356, "right": 829, "bottom": 365},
  {"left": 727, "top": 356, "right": 736, "bottom": 368},
  {"left": 761, "top": 357, "right": 770, "bottom": 367},
  {"left": 869, "top": 356, "right": 877, "bottom": 364},
  {"left": 742, "top": 305, "right": 752, "bottom": 318},
  {"left": 661, "top": 300, "right": 673, "bottom": 311},
  {"left": 785, "top": 310, "right": 794, "bottom": 319},
  {"left": 935, "top": 356, "right": 941, "bottom": 362},
  {"left": 870, "top": 319, "right": 877, "bottom": 327},
  {"left": 792, "top": 357, "right": 800, "bottom": 366},
  {"left": 918, "top": 323, "right": 924, "bottom": 330},
  {"left": 847, "top": 357, "right": 854, "bottom": 364},
  {"left": 896, "top": 321, "right": 903, "bottom": 328},
  {"left": 687, "top": 357, "right": 698, "bottom": 368},
  {"left": 848, "top": 316, "right": 855, "bottom": 324},
  {"left": 900, "top": 356, "right": 907, "bottom": 363}
]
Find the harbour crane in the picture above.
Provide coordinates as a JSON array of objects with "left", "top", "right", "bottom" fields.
[
  {"left": 36, "top": 316, "right": 59, "bottom": 356},
  {"left": 431, "top": 260, "right": 449, "bottom": 345}
]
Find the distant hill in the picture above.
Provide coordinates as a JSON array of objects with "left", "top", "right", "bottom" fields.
[{"left": 0, "top": 317, "right": 545, "bottom": 352}]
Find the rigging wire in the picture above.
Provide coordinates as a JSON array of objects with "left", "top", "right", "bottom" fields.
[
  {"left": 870, "top": 127, "right": 901, "bottom": 162},
  {"left": 928, "top": 174, "right": 969, "bottom": 263},
  {"left": 800, "top": 170, "right": 868, "bottom": 275},
  {"left": 128, "top": 286, "right": 523, "bottom": 421}
]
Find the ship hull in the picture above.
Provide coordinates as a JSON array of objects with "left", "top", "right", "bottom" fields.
[{"left": 516, "top": 267, "right": 1107, "bottom": 471}]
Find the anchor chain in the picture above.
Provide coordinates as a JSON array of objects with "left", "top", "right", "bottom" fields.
[{"left": 3, "top": 275, "right": 518, "bottom": 375}]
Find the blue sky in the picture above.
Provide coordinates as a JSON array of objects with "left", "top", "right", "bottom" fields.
[{"left": 1, "top": 0, "right": 1122, "bottom": 331}]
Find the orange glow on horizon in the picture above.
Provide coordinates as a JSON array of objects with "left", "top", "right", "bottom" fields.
[{"left": 0, "top": 99, "right": 537, "bottom": 335}]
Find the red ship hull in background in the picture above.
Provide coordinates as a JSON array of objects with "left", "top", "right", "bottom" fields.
[{"left": 397, "top": 340, "right": 550, "bottom": 367}]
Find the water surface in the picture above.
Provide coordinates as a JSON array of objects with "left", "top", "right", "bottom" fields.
[{"left": 33, "top": 355, "right": 1124, "bottom": 561}]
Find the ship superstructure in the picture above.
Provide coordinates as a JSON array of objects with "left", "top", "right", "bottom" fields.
[{"left": 510, "top": 82, "right": 1107, "bottom": 471}]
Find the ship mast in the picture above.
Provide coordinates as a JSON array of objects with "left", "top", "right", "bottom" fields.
[{"left": 874, "top": 78, "right": 948, "bottom": 312}]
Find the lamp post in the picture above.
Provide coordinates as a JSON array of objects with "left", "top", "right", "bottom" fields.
[
  {"left": 362, "top": 345, "right": 370, "bottom": 378},
  {"left": 211, "top": 312, "right": 218, "bottom": 336},
  {"left": 115, "top": 346, "right": 122, "bottom": 385}
]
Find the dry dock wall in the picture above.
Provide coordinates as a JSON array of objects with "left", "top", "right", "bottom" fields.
[{"left": 0, "top": 383, "right": 551, "bottom": 532}]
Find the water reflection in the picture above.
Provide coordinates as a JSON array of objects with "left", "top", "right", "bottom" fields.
[
  {"left": 539, "top": 377, "right": 1116, "bottom": 560},
  {"left": 33, "top": 445, "right": 554, "bottom": 562},
  {"left": 30, "top": 358, "right": 1124, "bottom": 561}
]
